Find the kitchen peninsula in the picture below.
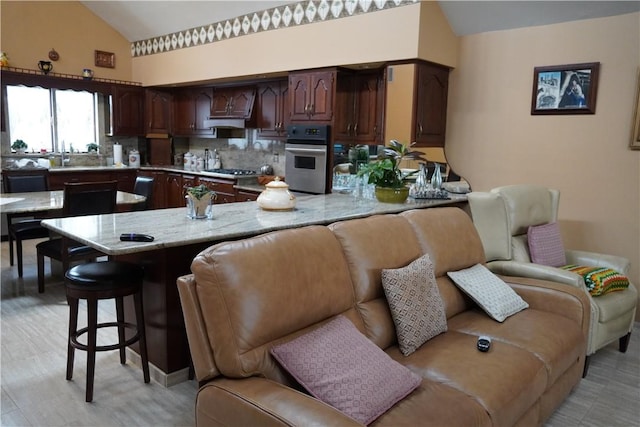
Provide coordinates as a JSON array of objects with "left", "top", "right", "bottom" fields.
[{"left": 41, "top": 193, "right": 467, "bottom": 385}]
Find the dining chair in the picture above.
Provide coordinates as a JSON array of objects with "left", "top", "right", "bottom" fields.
[
  {"left": 2, "top": 169, "right": 50, "bottom": 277},
  {"left": 132, "top": 176, "right": 154, "bottom": 210},
  {"left": 36, "top": 181, "right": 118, "bottom": 293}
]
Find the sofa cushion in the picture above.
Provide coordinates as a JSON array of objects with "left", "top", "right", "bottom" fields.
[
  {"left": 527, "top": 222, "right": 567, "bottom": 267},
  {"left": 447, "top": 264, "right": 529, "bottom": 322},
  {"left": 270, "top": 315, "right": 421, "bottom": 425},
  {"left": 561, "top": 265, "right": 630, "bottom": 296},
  {"left": 381, "top": 253, "right": 447, "bottom": 356}
]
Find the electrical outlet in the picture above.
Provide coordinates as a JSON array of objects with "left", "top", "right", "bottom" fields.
[{"left": 273, "top": 152, "right": 279, "bottom": 163}]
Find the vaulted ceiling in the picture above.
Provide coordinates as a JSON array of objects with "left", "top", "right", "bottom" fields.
[{"left": 80, "top": 1, "right": 640, "bottom": 43}]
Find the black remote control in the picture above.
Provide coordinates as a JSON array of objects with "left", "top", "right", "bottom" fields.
[
  {"left": 477, "top": 336, "right": 491, "bottom": 352},
  {"left": 120, "top": 233, "right": 154, "bottom": 242}
]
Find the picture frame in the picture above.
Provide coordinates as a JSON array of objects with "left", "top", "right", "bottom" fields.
[
  {"left": 631, "top": 68, "right": 640, "bottom": 150},
  {"left": 94, "top": 50, "right": 115, "bottom": 68},
  {"left": 531, "top": 62, "right": 600, "bottom": 115}
]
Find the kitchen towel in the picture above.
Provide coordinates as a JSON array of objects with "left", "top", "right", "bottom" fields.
[{"left": 113, "top": 144, "right": 123, "bottom": 165}]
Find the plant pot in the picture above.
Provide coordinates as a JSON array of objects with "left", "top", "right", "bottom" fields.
[
  {"left": 186, "top": 193, "right": 215, "bottom": 219},
  {"left": 374, "top": 186, "right": 410, "bottom": 203}
]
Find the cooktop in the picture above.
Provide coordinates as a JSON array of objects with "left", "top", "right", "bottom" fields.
[{"left": 204, "top": 168, "right": 257, "bottom": 176}]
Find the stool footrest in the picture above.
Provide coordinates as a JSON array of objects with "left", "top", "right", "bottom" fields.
[{"left": 70, "top": 321, "right": 141, "bottom": 353}]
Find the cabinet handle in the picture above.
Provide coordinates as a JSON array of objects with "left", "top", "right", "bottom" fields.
[
  {"left": 418, "top": 123, "right": 423, "bottom": 136},
  {"left": 354, "top": 123, "right": 358, "bottom": 136},
  {"left": 347, "top": 123, "right": 352, "bottom": 135}
]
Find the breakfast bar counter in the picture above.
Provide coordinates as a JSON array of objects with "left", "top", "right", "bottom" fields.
[{"left": 41, "top": 193, "right": 467, "bottom": 384}]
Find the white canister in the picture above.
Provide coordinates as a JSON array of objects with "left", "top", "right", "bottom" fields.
[
  {"left": 129, "top": 150, "right": 141, "bottom": 168},
  {"left": 196, "top": 157, "right": 204, "bottom": 172},
  {"left": 183, "top": 153, "right": 193, "bottom": 171}
]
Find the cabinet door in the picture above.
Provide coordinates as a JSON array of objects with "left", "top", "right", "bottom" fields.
[
  {"left": 173, "top": 88, "right": 213, "bottom": 136},
  {"left": 334, "top": 74, "right": 356, "bottom": 142},
  {"left": 173, "top": 90, "right": 196, "bottom": 135},
  {"left": 236, "top": 189, "right": 259, "bottom": 202},
  {"left": 227, "top": 87, "right": 255, "bottom": 118},
  {"left": 165, "top": 173, "right": 184, "bottom": 208},
  {"left": 193, "top": 89, "right": 213, "bottom": 134},
  {"left": 354, "top": 73, "right": 383, "bottom": 145},
  {"left": 289, "top": 71, "right": 335, "bottom": 123},
  {"left": 289, "top": 73, "right": 310, "bottom": 122},
  {"left": 414, "top": 64, "right": 449, "bottom": 147},
  {"left": 198, "top": 177, "right": 236, "bottom": 204},
  {"left": 257, "top": 81, "right": 288, "bottom": 138},
  {"left": 145, "top": 89, "right": 172, "bottom": 134},
  {"left": 211, "top": 90, "right": 233, "bottom": 116},
  {"left": 112, "top": 86, "right": 144, "bottom": 136},
  {"left": 309, "top": 71, "right": 335, "bottom": 122}
]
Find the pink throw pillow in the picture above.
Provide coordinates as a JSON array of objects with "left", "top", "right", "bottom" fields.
[
  {"left": 527, "top": 222, "right": 567, "bottom": 267},
  {"left": 270, "top": 315, "right": 421, "bottom": 425}
]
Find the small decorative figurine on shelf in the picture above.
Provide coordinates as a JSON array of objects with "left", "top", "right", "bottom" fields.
[{"left": 0, "top": 52, "right": 8, "bottom": 68}]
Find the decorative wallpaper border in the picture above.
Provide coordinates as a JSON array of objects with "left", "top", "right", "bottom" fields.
[{"left": 131, "top": 0, "right": 416, "bottom": 57}]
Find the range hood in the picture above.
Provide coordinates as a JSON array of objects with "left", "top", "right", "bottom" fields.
[{"left": 203, "top": 117, "right": 247, "bottom": 129}]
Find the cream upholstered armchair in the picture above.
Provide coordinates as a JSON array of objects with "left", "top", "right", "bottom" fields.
[{"left": 467, "top": 184, "right": 637, "bottom": 375}]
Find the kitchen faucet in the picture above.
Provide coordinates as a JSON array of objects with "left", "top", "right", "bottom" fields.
[{"left": 60, "top": 141, "right": 66, "bottom": 167}]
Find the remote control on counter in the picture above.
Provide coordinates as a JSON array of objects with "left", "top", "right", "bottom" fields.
[{"left": 120, "top": 233, "right": 154, "bottom": 242}]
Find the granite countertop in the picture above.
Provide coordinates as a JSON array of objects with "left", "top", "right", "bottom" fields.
[
  {"left": 41, "top": 193, "right": 467, "bottom": 256},
  {"left": 43, "top": 165, "right": 259, "bottom": 181}
]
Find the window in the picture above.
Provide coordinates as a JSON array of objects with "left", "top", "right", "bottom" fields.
[{"left": 7, "top": 85, "right": 99, "bottom": 153}]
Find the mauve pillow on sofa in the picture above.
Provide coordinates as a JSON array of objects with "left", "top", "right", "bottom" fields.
[{"left": 270, "top": 315, "right": 421, "bottom": 425}]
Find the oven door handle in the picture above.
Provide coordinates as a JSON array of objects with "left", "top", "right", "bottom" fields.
[{"left": 285, "top": 147, "right": 327, "bottom": 155}]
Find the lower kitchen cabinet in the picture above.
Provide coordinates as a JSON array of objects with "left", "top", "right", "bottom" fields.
[
  {"left": 236, "top": 189, "right": 260, "bottom": 202},
  {"left": 136, "top": 170, "right": 166, "bottom": 209},
  {"left": 198, "top": 177, "right": 236, "bottom": 204}
]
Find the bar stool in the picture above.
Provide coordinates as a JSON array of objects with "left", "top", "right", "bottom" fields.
[{"left": 65, "top": 261, "right": 150, "bottom": 402}]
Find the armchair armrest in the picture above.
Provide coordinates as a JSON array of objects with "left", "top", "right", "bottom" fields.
[
  {"left": 196, "top": 377, "right": 364, "bottom": 427},
  {"left": 486, "top": 260, "right": 583, "bottom": 289},
  {"left": 565, "top": 249, "right": 630, "bottom": 275}
]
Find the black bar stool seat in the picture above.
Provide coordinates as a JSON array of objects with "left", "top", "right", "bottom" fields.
[{"left": 65, "top": 261, "right": 150, "bottom": 402}]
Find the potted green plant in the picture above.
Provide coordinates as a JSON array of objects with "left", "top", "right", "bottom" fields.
[
  {"left": 357, "top": 140, "right": 425, "bottom": 203},
  {"left": 86, "top": 143, "right": 99, "bottom": 153},
  {"left": 11, "top": 139, "right": 28, "bottom": 153},
  {"left": 185, "top": 184, "right": 217, "bottom": 219}
]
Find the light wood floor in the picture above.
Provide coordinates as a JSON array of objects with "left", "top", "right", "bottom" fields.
[{"left": 1, "top": 239, "right": 638, "bottom": 426}]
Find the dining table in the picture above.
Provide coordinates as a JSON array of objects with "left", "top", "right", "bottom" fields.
[{"left": 0, "top": 190, "right": 146, "bottom": 215}]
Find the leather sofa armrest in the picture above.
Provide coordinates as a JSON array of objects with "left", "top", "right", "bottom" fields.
[
  {"left": 486, "top": 260, "right": 583, "bottom": 288},
  {"left": 177, "top": 274, "right": 220, "bottom": 383},
  {"left": 565, "top": 249, "right": 630, "bottom": 274},
  {"left": 197, "top": 377, "right": 364, "bottom": 427},
  {"left": 502, "top": 275, "right": 591, "bottom": 336}
]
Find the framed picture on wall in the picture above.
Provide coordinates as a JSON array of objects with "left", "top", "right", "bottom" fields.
[
  {"left": 631, "top": 68, "right": 640, "bottom": 150},
  {"left": 531, "top": 62, "right": 600, "bottom": 115}
]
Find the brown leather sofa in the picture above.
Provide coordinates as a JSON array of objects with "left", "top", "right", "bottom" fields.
[{"left": 178, "top": 207, "right": 590, "bottom": 426}]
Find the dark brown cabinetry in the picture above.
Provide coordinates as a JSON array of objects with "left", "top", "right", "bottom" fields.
[
  {"left": 236, "top": 189, "right": 260, "bottom": 202},
  {"left": 198, "top": 177, "right": 236, "bottom": 204},
  {"left": 210, "top": 86, "right": 256, "bottom": 118},
  {"left": 165, "top": 172, "right": 197, "bottom": 208},
  {"left": 136, "top": 170, "right": 166, "bottom": 209},
  {"left": 173, "top": 88, "right": 214, "bottom": 136},
  {"left": 289, "top": 70, "right": 335, "bottom": 123},
  {"left": 256, "top": 80, "right": 289, "bottom": 138},
  {"left": 413, "top": 63, "right": 449, "bottom": 147},
  {"left": 112, "top": 86, "right": 145, "bottom": 136},
  {"left": 335, "top": 71, "right": 384, "bottom": 145},
  {"left": 145, "top": 89, "right": 172, "bottom": 135}
]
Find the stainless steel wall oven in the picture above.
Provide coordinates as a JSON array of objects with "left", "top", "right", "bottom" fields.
[{"left": 285, "top": 124, "right": 330, "bottom": 194}]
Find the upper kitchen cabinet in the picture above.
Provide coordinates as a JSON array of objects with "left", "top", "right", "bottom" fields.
[
  {"left": 173, "top": 87, "right": 214, "bottom": 136},
  {"left": 145, "top": 88, "right": 172, "bottom": 135},
  {"left": 413, "top": 63, "right": 449, "bottom": 147},
  {"left": 210, "top": 86, "right": 256, "bottom": 118},
  {"left": 289, "top": 69, "right": 335, "bottom": 123},
  {"left": 334, "top": 70, "right": 385, "bottom": 145},
  {"left": 111, "top": 85, "right": 144, "bottom": 136},
  {"left": 256, "top": 79, "right": 289, "bottom": 138}
]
